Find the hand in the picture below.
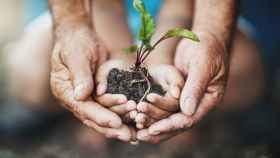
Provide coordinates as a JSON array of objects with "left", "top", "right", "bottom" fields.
[
  {"left": 137, "top": 31, "right": 229, "bottom": 143},
  {"left": 50, "top": 25, "right": 135, "bottom": 142},
  {"left": 135, "top": 64, "right": 184, "bottom": 129},
  {"left": 95, "top": 59, "right": 137, "bottom": 120}
]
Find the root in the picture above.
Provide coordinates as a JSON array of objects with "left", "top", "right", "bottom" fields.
[
  {"left": 139, "top": 70, "right": 151, "bottom": 103},
  {"left": 130, "top": 79, "right": 146, "bottom": 86}
]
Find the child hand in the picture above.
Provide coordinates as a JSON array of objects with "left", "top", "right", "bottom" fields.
[
  {"left": 95, "top": 59, "right": 137, "bottom": 121},
  {"left": 135, "top": 64, "right": 184, "bottom": 129}
]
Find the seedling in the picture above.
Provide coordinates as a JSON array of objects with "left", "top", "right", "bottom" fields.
[
  {"left": 105, "top": 0, "right": 199, "bottom": 105},
  {"left": 124, "top": 0, "right": 199, "bottom": 70}
]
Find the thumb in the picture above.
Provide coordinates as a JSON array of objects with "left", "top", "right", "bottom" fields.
[
  {"left": 78, "top": 101, "right": 122, "bottom": 128},
  {"left": 180, "top": 66, "right": 210, "bottom": 116},
  {"left": 95, "top": 63, "right": 114, "bottom": 96},
  {"left": 67, "top": 54, "right": 94, "bottom": 101}
]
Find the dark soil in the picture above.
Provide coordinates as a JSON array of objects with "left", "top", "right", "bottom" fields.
[{"left": 106, "top": 68, "right": 165, "bottom": 103}]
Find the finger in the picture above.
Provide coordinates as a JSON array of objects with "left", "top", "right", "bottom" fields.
[
  {"left": 168, "top": 85, "right": 181, "bottom": 99},
  {"left": 96, "top": 94, "right": 127, "bottom": 107},
  {"left": 148, "top": 113, "right": 193, "bottom": 136},
  {"left": 165, "top": 69, "right": 184, "bottom": 99},
  {"left": 180, "top": 66, "right": 210, "bottom": 116},
  {"left": 95, "top": 61, "right": 121, "bottom": 96},
  {"left": 135, "top": 113, "right": 147, "bottom": 129},
  {"left": 137, "top": 129, "right": 179, "bottom": 144},
  {"left": 84, "top": 120, "right": 133, "bottom": 142},
  {"left": 65, "top": 53, "right": 94, "bottom": 101},
  {"left": 76, "top": 101, "right": 122, "bottom": 128},
  {"left": 109, "top": 100, "right": 136, "bottom": 115},
  {"left": 129, "top": 110, "right": 138, "bottom": 120},
  {"left": 137, "top": 102, "right": 171, "bottom": 120},
  {"left": 50, "top": 48, "right": 122, "bottom": 129},
  {"left": 135, "top": 113, "right": 147, "bottom": 124},
  {"left": 135, "top": 113, "right": 157, "bottom": 129},
  {"left": 147, "top": 93, "right": 179, "bottom": 112},
  {"left": 193, "top": 87, "right": 224, "bottom": 123},
  {"left": 95, "top": 68, "right": 109, "bottom": 96},
  {"left": 97, "top": 43, "right": 108, "bottom": 66}
]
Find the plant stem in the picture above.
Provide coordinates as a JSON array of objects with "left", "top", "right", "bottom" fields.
[
  {"left": 140, "top": 35, "right": 167, "bottom": 63},
  {"left": 135, "top": 43, "right": 144, "bottom": 69}
]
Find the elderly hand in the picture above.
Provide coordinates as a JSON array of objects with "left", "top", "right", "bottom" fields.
[
  {"left": 137, "top": 31, "right": 229, "bottom": 144},
  {"left": 50, "top": 24, "right": 136, "bottom": 142}
]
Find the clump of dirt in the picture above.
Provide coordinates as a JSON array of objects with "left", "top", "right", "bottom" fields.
[{"left": 106, "top": 68, "right": 165, "bottom": 103}]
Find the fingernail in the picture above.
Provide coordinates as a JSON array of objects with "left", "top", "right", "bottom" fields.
[
  {"left": 74, "top": 84, "right": 85, "bottom": 100},
  {"left": 137, "top": 123, "right": 144, "bottom": 129},
  {"left": 130, "top": 110, "right": 138, "bottom": 119},
  {"left": 97, "top": 84, "right": 106, "bottom": 96},
  {"left": 182, "top": 97, "right": 196, "bottom": 116},
  {"left": 137, "top": 102, "right": 147, "bottom": 112},
  {"left": 126, "top": 101, "right": 136, "bottom": 111}
]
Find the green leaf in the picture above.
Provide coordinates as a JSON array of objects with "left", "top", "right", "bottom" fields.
[
  {"left": 139, "top": 13, "right": 155, "bottom": 45},
  {"left": 133, "top": 0, "right": 145, "bottom": 13},
  {"left": 123, "top": 45, "right": 138, "bottom": 54},
  {"left": 133, "top": 0, "right": 155, "bottom": 47},
  {"left": 165, "top": 28, "right": 200, "bottom": 42}
]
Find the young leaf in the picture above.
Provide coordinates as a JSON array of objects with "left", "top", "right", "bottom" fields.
[
  {"left": 123, "top": 45, "right": 138, "bottom": 54},
  {"left": 133, "top": 0, "right": 155, "bottom": 47},
  {"left": 165, "top": 28, "right": 200, "bottom": 42},
  {"left": 140, "top": 13, "right": 155, "bottom": 45},
  {"left": 133, "top": 0, "right": 145, "bottom": 13}
]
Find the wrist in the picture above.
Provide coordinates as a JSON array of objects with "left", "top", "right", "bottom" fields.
[
  {"left": 192, "top": 30, "right": 228, "bottom": 55},
  {"left": 192, "top": 25, "right": 231, "bottom": 51},
  {"left": 54, "top": 21, "right": 94, "bottom": 40}
]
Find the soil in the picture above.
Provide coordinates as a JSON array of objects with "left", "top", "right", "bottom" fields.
[{"left": 106, "top": 68, "right": 165, "bottom": 103}]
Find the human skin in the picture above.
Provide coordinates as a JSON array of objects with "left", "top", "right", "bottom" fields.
[
  {"left": 49, "top": 0, "right": 135, "bottom": 142},
  {"left": 93, "top": 0, "right": 188, "bottom": 130},
  {"left": 5, "top": 0, "right": 264, "bottom": 147},
  {"left": 92, "top": 0, "right": 139, "bottom": 132},
  {"left": 135, "top": 0, "right": 195, "bottom": 128},
  {"left": 137, "top": 0, "right": 239, "bottom": 143}
]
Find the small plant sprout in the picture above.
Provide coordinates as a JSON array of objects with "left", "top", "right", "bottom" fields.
[
  {"left": 124, "top": 0, "right": 200, "bottom": 71},
  {"left": 105, "top": 0, "right": 200, "bottom": 105}
]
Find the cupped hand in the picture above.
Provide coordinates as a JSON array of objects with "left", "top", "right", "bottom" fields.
[
  {"left": 135, "top": 64, "right": 184, "bottom": 129},
  {"left": 137, "top": 31, "right": 229, "bottom": 143},
  {"left": 95, "top": 59, "right": 137, "bottom": 121},
  {"left": 50, "top": 25, "right": 135, "bottom": 142}
]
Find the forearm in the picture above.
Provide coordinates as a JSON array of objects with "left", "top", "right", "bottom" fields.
[
  {"left": 193, "top": 0, "right": 239, "bottom": 49},
  {"left": 93, "top": 0, "right": 134, "bottom": 60},
  {"left": 147, "top": 0, "right": 194, "bottom": 65},
  {"left": 48, "top": 0, "right": 92, "bottom": 35}
]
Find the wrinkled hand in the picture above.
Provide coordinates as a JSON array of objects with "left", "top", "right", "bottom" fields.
[
  {"left": 135, "top": 64, "right": 184, "bottom": 129},
  {"left": 137, "top": 31, "right": 229, "bottom": 143},
  {"left": 50, "top": 25, "right": 135, "bottom": 142}
]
